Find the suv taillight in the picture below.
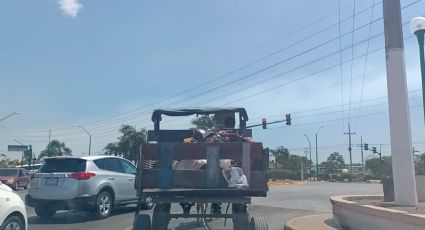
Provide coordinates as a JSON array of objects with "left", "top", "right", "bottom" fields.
[{"left": 71, "top": 172, "right": 96, "bottom": 180}]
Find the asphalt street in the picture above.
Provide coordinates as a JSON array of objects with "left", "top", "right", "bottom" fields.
[{"left": 16, "top": 182, "right": 382, "bottom": 230}]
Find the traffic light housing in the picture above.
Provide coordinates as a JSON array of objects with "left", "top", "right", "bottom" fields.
[
  {"left": 262, "top": 118, "right": 267, "bottom": 129},
  {"left": 285, "top": 114, "right": 291, "bottom": 125},
  {"left": 364, "top": 143, "right": 369, "bottom": 150},
  {"left": 372, "top": 147, "right": 377, "bottom": 153}
]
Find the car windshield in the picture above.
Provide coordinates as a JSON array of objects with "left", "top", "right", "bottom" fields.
[
  {"left": 40, "top": 159, "right": 86, "bottom": 173},
  {"left": 0, "top": 169, "right": 18, "bottom": 176}
]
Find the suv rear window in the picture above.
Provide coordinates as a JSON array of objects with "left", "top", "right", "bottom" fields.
[{"left": 40, "top": 158, "right": 86, "bottom": 173}]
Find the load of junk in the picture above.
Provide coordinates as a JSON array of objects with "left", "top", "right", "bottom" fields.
[{"left": 173, "top": 127, "right": 252, "bottom": 189}]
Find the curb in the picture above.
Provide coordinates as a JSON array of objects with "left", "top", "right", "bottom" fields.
[
  {"left": 268, "top": 180, "right": 308, "bottom": 187},
  {"left": 284, "top": 214, "right": 337, "bottom": 230}
]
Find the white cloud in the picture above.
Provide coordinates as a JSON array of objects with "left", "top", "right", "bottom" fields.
[{"left": 58, "top": 0, "right": 83, "bottom": 17}]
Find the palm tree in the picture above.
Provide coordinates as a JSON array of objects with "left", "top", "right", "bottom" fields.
[
  {"left": 38, "top": 140, "right": 72, "bottom": 159},
  {"left": 103, "top": 125, "right": 147, "bottom": 163}
]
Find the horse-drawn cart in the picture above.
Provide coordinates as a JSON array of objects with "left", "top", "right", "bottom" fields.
[{"left": 133, "top": 108, "right": 269, "bottom": 230}]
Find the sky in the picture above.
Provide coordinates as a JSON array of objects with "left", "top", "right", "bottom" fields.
[{"left": 1, "top": 0, "right": 425, "bottom": 166}]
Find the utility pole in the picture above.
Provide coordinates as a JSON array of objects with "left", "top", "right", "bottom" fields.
[
  {"left": 304, "top": 135, "right": 312, "bottom": 180},
  {"left": 360, "top": 136, "right": 364, "bottom": 174},
  {"left": 315, "top": 126, "right": 323, "bottom": 181},
  {"left": 344, "top": 123, "right": 356, "bottom": 173},
  {"left": 315, "top": 133, "right": 318, "bottom": 181},
  {"left": 48, "top": 129, "right": 51, "bottom": 156},
  {"left": 383, "top": 0, "right": 417, "bottom": 206}
]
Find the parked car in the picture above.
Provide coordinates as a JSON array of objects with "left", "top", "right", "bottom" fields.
[
  {"left": 0, "top": 181, "right": 28, "bottom": 230},
  {"left": 0, "top": 168, "right": 30, "bottom": 190},
  {"left": 26, "top": 156, "right": 153, "bottom": 219}
]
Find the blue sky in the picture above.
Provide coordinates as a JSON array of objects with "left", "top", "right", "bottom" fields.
[{"left": 1, "top": 0, "right": 425, "bottom": 165}]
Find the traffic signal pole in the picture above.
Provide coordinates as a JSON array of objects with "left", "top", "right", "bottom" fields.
[
  {"left": 344, "top": 123, "right": 356, "bottom": 173},
  {"left": 361, "top": 136, "right": 364, "bottom": 174}
]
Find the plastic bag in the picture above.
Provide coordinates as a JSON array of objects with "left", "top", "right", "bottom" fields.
[{"left": 222, "top": 167, "right": 249, "bottom": 189}]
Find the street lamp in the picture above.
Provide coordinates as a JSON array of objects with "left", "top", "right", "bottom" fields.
[
  {"left": 304, "top": 134, "right": 312, "bottom": 181},
  {"left": 0, "top": 112, "right": 18, "bottom": 122},
  {"left": 410, "top": 17, "right": 425, "bottom": 124},
  {"left": 315, "top": 126, "right": 324, "bottom": 181},
  {"left": 77, "top": 126, "right": 92, "bottom": 155}
]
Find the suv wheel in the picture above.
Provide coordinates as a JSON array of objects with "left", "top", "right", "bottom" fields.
[
  {"left": 1, "top": 215, "right": 24, "bottom": 230},
  {"left": 94, "top": 191, "right": 113, "bottom": 219},
  {"left": 35, "top": 203, "right": 57, "bottom": 219}
]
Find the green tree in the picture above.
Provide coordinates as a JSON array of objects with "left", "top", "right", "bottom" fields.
[
  {"left": 104, "top": 143, "right": 121, "bottom": 156},
  {"left": 270, "top": 146, "right": 290, "bottom": 169},
  {"left": 269, "top": 146, "right": 309, "bottom": 180},
  {"left": 38, "top": 140, "right": 72, "bottom": 159},
  {"left": 415, "top": 153, "right": 425, "bottom": 175},
  {"left": 104, "top": 125, "right": 147, "bottom": 163},
  {"left": 365, "top": 156, "right": 392, "bottom": 177},
  {"left": 321, "top": 152, "right": 345, "bottom": 174},
  {"left": 0, "top": 153, "right": 10, "bottom": 168},
  {"left": 191, "top": 115, "right": 215, "bottom": 130}
]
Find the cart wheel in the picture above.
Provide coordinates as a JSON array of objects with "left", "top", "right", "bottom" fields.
[
  {"left": 133, "top": 214, "right": 151, "bottom": 230},
  {"left": 232, "top": 203, "right": 249, "bottom": 230},
  {"left": 152, "top": 203, "right": 171, "bottom": 230},
  {"left": 249, "top": 216, "right": 269, "bottom": 230}
]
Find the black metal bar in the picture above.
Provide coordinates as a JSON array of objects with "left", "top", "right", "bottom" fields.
[
  {"left": 169, "top": 213, "right": 234, "bottom": 219},
  {"left": 246, "top": 119, "right": 286, "bottom": 128}
]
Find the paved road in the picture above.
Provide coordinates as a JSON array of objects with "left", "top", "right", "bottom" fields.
[{"left": 17, "top": 182, "right": 381, "bottom": 230}]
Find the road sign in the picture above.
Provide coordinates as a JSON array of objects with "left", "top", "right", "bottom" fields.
[{"left": 8, "top": 145, "right": 29, "bottom": 152}]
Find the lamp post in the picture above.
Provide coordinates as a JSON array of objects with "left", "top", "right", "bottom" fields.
[
  {"left": 77, "top": 126, "right": 92, "bottom": 155},
  {"left": 304, "top": 134, "right": 312, "bottom": 181},
  {"left": 0, "top": 112, "right": 18, "bottom": 122},
  {"left": 315, "top": 126, "right": 324, "bottom": 181},
  {"left": 410, "top": 17, "right": 425, "bottom": 124}
]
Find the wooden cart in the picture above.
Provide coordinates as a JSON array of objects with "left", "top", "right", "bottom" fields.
[{"left": 133, "top": 108, "right": 269, "bottom": 230}]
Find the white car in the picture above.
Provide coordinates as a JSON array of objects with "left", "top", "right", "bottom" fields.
[{"left": 0, "top": 181, "right": 27, "bottom": 230}]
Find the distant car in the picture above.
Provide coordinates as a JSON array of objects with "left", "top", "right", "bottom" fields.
[
  {"left": 26, "top": 156, "right": 153, "bottom": 219},
  {"left": 0, "top": 168, "right": 30, "bottom": 190},
  {"left": 0, "top": 181, "right": 28, "bottom": 230}
]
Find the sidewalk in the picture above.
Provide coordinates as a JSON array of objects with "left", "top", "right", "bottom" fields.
[{"left": 284, "top": 214, "right": 341, "bottom": 230}]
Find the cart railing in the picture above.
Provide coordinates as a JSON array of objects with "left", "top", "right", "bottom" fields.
[{"left": 137, "top": 142, "right": 268, "bottom": 196}]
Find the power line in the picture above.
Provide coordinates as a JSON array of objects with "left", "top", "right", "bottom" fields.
[
  {"left": 13, "top": 3, "right": 423, "bottom": 140},
  {"left": 338, "top": 0, "right": 345, "bottom": 132},
  {"left": 354, "top": 0, "right": 376, "bottom": 131},
  {"left": 348, "top": 0, "right": 357, "bottom": 123},
  {"left": 19, "top": 1, "right": 386, "bottom": 135}
]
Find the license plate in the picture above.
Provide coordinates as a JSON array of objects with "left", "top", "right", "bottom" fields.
[{"left": 45, "top": 178, "right": 59, "bottom": 186}]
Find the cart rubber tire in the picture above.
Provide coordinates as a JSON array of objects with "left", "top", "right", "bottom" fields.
[
  {"left": 133, "top": 214, "right": 151, "bottom": 230},
  {"left": 232, "top": 203, "right": 249, "bottom": 230},
  {"left": 152, "top": 203, "right": 170, "bottom": 230},
  {"left": 249, "top": 216, "right": 269, "bottom": 230}
]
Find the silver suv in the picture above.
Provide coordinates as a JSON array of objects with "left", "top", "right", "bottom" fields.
[{"left": 25, "top": 156, "right": 153, "bottom": 219}]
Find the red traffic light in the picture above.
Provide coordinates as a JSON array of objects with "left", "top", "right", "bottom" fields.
[
  {"left": 285, "top": 114, "right": 291, "bottom": 125},
  {"left": 262, "top": 118, "right": 267, "bottom": 129}
]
